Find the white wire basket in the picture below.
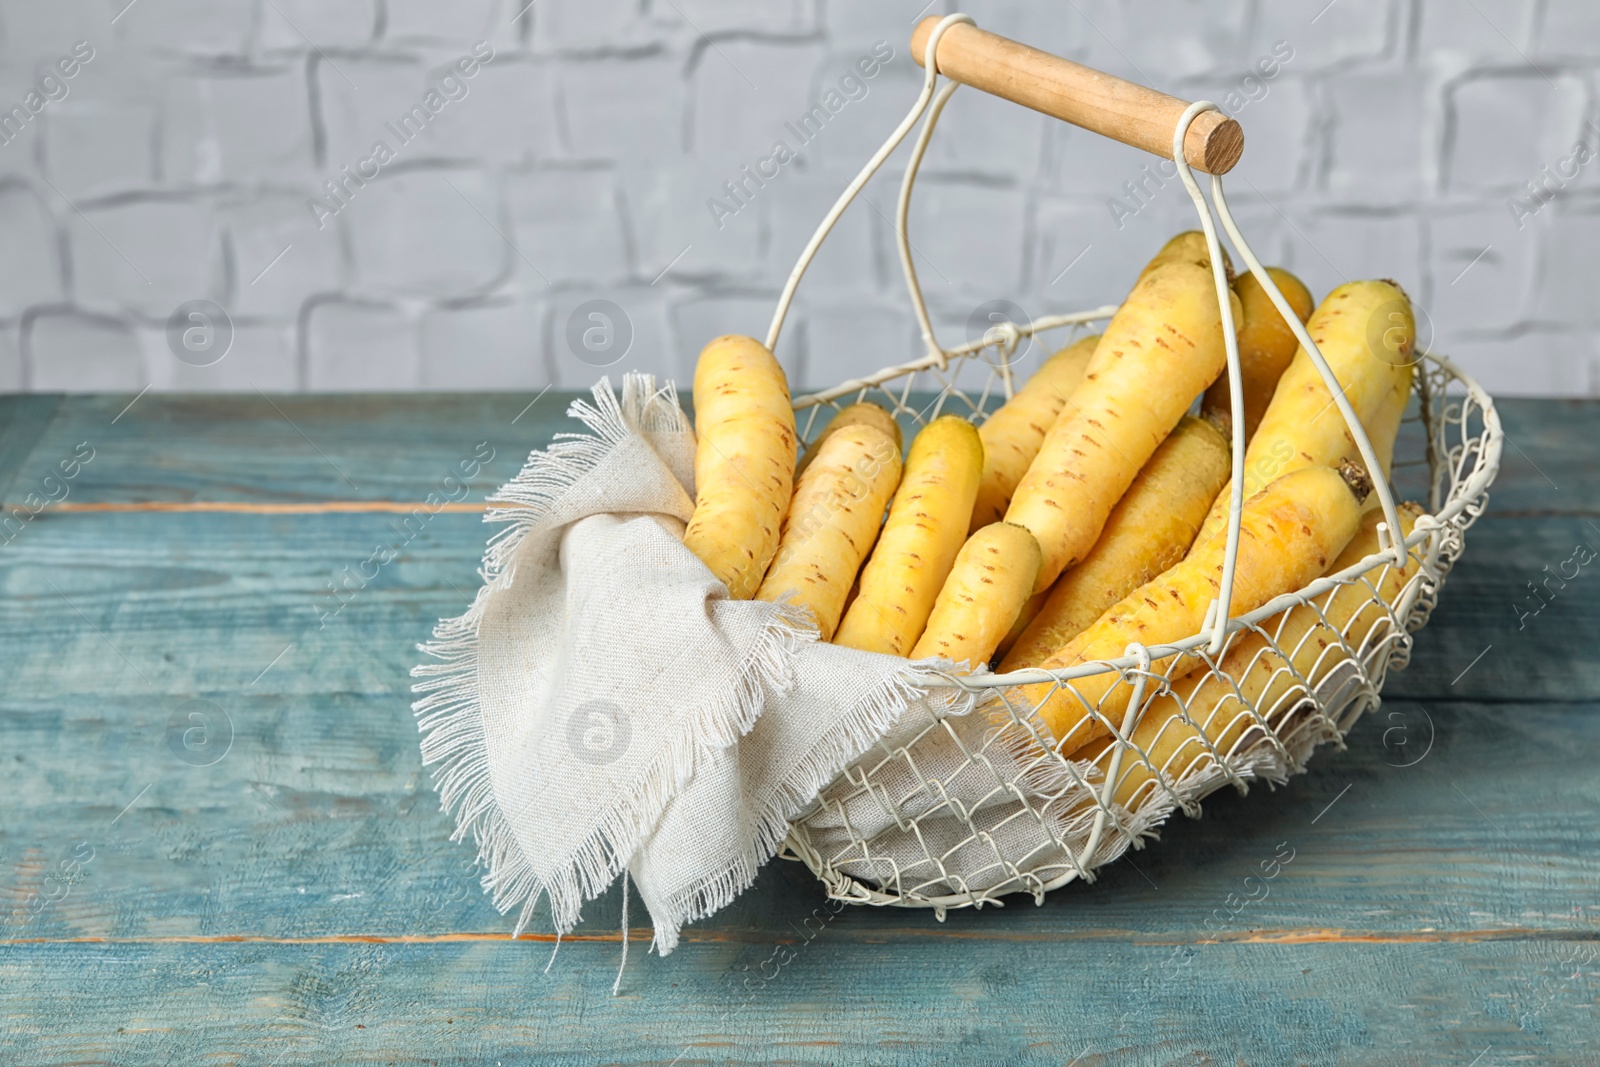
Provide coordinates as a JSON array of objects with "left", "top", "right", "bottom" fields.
[{"left": 769, "top": 16, "right": 1503, "bottom": 914}]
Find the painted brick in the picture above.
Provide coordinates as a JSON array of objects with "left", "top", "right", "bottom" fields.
[
  {"left": 69, "top": 198, "right": 223, "bottom": 318},
  {"left": 763, "top": 167, "right": 881, "bottom": 300},
  {"left": 560, "top": 54, "right": 687, "bottom": 162},
  {"left": 0, "top": 0, "right": 1592, "bottom": 399},
  {"left": 0, "top": 183, "right": 64, "bottom": 316},
  {"left": 1255, "top": 0, "right": 1397, "bottom": 72},
  {"left": 23, "top": 309, "right": 143, "bottom": 391},
  {"left": 1428, "top": 204, "right": 1534, "bottom": 333},
  {"left": 419, "top": 299, "right": 546, "bottom": 390},
  {"left": 1322, "top": 69, "right": 1429, "bottom": 203},
  {"left": 655, "top": 0, "right": 814, "bottom": 36},
  {"left": 1207, "top": 197, "right": 1300, "bottom": 276},
  {"left": 505, "top": 167, "right": 630, "bottom": 286},
  {"left": 1434, "top": 331, "right": 1588, "bottom": 397},
  {"left": 921, "top": 78, "right": 1048, "bottom": 182},
  {"left": 316, "top": 54, "right": 423, "bottom": 170},
  {"left": 1531, "top": 203, "right": 1600, "bottom": 328},
  {"left": 904, "top": 178, "right": 1028, "bottom": 303},
  {"left": 619, "top": 159, "right": 762, "bottom": 285},
  {"left": 1030, "top": 197, "right": 1136, "bottom": 312},
  {"left": 796, "top": 300, "right": 915, "bottom": 393},
  {"left": 1291, "top": 208, "right": 1424, "bottom": 312},
  {"left": 341, "top": 167, "right": 509, "bottom": 298},
  {"left": 819, "top": 0, "right": 906, "bottom": 50},
  {"left": 794, "top": 48, "right": 918, "bottom": 174},
  {"left": 671, "top": 294, "right": 782, "bottom": 380},
  {"left": 545, "top": 287, "right": 674, "bottom": 387},
  {"left": 162, "top": 64, "right": 315, "bottom": 184},
  {"left": 1537, "top": 0, "right": 1600, "bottom": 57},
  {"left": 935, "top": 0, "right": 1091, "bottom": 63},
  {"left": 534, "top": 0, "right": 665, "bottom": 50},
  {"left": 1445, "top": 72, "right": 1587, "bottom": 193},
  {"left": 1090, "top": 0, "right": 1251, "bottom": 81},
  {"left": 317, "top": 53, "right": 550, "bottom": 173},
  {"left": 142, "top": 320, "right": 300, "bottom": 391},
  {"left": 303, "top": 298, "right": 421, "bottom": 390},
  {"left": 220, "top": 193, "right": 343, "bottom": 316},
  {"left": 1178, "top": 72, "right": 1314, "bottom": 194},
  {"left": 416, "top": 57, "right": 560, "bottom": 166},
  {"left": 383, "top": 0, "right": 504, "bottom": 44},
  {"left": 1417, "top": 0, "right": 1534, "bottom": 56},
  {"left": 258, "top": 0, "right": 376, "bottom": 50},
  {"left": 40, "top": 91, "right": 158, "bottom": 199},
  {"left": 1045, "top": 123, "right": 1172, "bottom": 201},
  {"left": 0, "top": 1, "right": 105, "bottom": 69},
  {"left": 688, "top": 39, "right": 826, "bottom": 157},
  {"left": 113, "top": 0, "right": 253, "bottom": 54}
]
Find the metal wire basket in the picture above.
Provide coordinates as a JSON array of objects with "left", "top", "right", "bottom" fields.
[{"left": 769, "top": 15, "right": 1503, "bottom": 914}]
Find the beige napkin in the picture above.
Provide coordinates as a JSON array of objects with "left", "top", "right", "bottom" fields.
[{"left": 412, "top": 376, "right": 974, "bottom": 953}]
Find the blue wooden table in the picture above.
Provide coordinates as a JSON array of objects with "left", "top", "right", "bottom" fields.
[{"left": 1, "top": 392, "right": 1596, "bottom": 1065}]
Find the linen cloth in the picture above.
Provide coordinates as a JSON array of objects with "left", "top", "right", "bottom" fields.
[{"left": 411, "top": 375, "right": 980, "bottom": 953}]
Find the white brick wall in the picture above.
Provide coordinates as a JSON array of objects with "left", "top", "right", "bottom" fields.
[{"left": 0, "top": 0, "right": 1594, "bottom": 396}]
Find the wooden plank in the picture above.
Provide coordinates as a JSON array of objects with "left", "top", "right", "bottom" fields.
[
  {"left": 2, "top": 692, "right": 1595, "bottom": 946},
  {"left": 0, "top": 392, "right": 560, "bottom": 506},
  {"left": 0, "top": 394, "right": 60, "bottom": 502},
  {"left": 1380, "top": 513, "right": 1600, "bottom": 702},
  {"left": 2, "top": 394, "right": 1594, "bottom": 515},
  {"left": 2, "top": 938, "right": 1597, "bottom": 1065},
  {"left": 0, "top": 508, "right": 1593, "bottom": 940},
  {"left": 0, "top": 510, "right": 1590, "bottom": 704},
  {"left": 1, "top": 510, "right": 1595, "bottom": 943},
  {"left": 1, "top": 395, "right": 1593, "bottom": 1065}
]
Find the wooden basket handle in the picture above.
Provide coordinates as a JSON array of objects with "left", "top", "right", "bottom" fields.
[{"left": 910, "top": 17, "right": 1244, "bottom": 175}]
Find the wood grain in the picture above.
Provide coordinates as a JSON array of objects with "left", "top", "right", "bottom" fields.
[
  {"left": 4, "top": 939, "right": 1599, "bottom": 1064},
  {"left": 911, "top": 17, "right": 1244, "bottom": 173},
  {"left": 0, "top": 392, "right": 1595, "bottom": 1065},
  {"left": 3, "top": 395, "right": 1592, "bottom": 514}
]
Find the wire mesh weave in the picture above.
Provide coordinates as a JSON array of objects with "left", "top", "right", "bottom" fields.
[{"left": 782, "top": 347, "right": 1497, "bottom": 913}]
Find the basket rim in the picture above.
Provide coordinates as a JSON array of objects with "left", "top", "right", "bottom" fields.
[{"left": 785, "top": 344, "right": 1498, "bottom": 911}]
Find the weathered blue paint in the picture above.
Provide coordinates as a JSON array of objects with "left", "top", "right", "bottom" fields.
[{"left": 0, "top": 394, "right": 1595, "bottom": 1065}]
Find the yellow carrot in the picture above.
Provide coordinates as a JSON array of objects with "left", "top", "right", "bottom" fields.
[
  {"left": 912, "top": 522, "right": 1041, "bottom": 667},
  {"left": 1018, "top": 463, "right": 1369, "bottom": 751},
  {"left": 836, "top": 416, "right": 984, "bottom": 656},
  {"left": 1006, "top": 255, "right": 1233, "bottom": 593},
  {"left": 796, "top": 401, "right": 901, "bottom": 480},
  {"left": 1082, "top": 504, "right": 1424, "bottom": 813},
  {"left": 1196, "top": 280, "right": 1414, "bottom": 544},
  {"left": 1001, "top": 415, "right": 1230, "bottom": 671},
  {"left": 1363, "top": 363, "right": 1414, "bottom": 489},
  {"left": 970, "top": 335, "right": 1098, "bottom": 534},
  {"left": 1201, "top": 267, "right": 1315, "bottom": 441},
  {"left": 994, "top": 589, "right": 1049, "bottom": 660},
  {"left": 1138, "top": 230, "right": 1233, "bottom": 281},
  {"left": 755, "top": 424, "right": 901, "bottom": 639},
  {"left": 683, "top": 335, "right": 796, "bottom": 598}
]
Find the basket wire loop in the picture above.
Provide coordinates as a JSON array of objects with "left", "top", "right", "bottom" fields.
[
  {"left": 1167, "top": 101, "right": 1246, "bottom": 656},
  {"left": 775, "top": 13, "right": 1417, "bottom": 683},
  {"left": 764, "top": 12, "right": 974, "bottom": 354},
  {"left": 1079, "top": 642, "right": 1154, "bottom": 873},
  {"left": 1209, "top": 174, "right": 1410, "bottom": 572},
  {"left": 765, "top": 12, "right": 1505, "bottom": 910},
  {"left": 896, "top": 76, "right": 963, "bottom": 373}
]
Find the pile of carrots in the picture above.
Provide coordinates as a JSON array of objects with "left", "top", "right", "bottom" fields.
[{"left": 680, "top": 231, "right": 1423, "bottom": 781}]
